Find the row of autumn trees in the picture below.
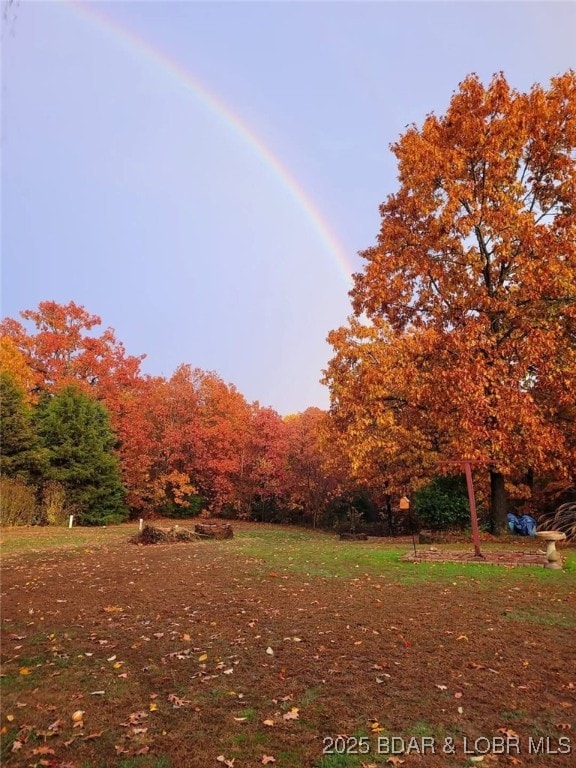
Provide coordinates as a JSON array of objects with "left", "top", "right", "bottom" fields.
[
  {"left": 324, "top": 71, "right": 576, "bottom": 533},
  {"left": 0, "top": 301, "right": 350, "bottom": 526},
  {"left": 2, "top": 71, "right": 574, "bottom": 533}
]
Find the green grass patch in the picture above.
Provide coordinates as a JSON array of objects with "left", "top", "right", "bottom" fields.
[
  {"left": 80, "top": 759, "right": 171, "bottom": 768},
  {"left": 232, "top": 529, "right": 575, "bottom": 585},
  {"left": 315, "top": 754, "right": 366, "bottom": 768},
  {"left": 504, "top": 609, "right": 576, "bottom": 627}
]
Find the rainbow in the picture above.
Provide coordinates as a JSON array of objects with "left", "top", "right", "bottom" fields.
[{"left": 64, "top": 0, "right": 354, "bottom": 285}]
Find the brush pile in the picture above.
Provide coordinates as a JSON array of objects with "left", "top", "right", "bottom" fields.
[{"left": 131, "top": 524, "right": 198, "bottom": 545}]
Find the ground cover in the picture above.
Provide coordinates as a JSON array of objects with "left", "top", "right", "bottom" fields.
[{"left": 1, "top": 523, "right": 574, "bottom": 768}]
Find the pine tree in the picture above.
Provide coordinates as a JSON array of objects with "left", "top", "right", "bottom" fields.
[
  {"left": 36, "top": 386, "right": 127, "bottom": 525},
  {"left": 0, "top": 372, "right": 46, "bottom": 481}
]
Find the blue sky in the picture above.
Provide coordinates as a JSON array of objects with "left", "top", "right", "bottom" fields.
[{"left": 2, "top": 1, "right": 574, "bottom": 414}]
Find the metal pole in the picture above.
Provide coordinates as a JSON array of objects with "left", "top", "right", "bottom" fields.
[{"left": 463, "top": 461, "right": 483, "bottom": 559}]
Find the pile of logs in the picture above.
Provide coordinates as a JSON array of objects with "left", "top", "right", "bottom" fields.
[{"left": 194, "top": 522, "right": 234, "bottom": 540}]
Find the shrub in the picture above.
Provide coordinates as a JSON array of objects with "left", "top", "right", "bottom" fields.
[
  {"left": 0, "top": 477, "right": 37, "bottom": 525},
  {"left": 160, "top": 494, "right": 205, "bottom": 519},
  {"left": 413, "top": 475, "right": 471, "bottom": 531},
  {"left": 41, "top": 481, "right": 72, "bottom": 525}
]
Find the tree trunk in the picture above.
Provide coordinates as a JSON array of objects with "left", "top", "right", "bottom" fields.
[
  {"left": 385, "top": 496, "right": 395, "bottom": 535},
  {"left": 490, "top": 470, "right": 507, "bottom": 534}
]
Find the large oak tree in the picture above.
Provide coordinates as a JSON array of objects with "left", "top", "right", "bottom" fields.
[{"left": 327, "top": 71, "right": 576, "bottom": 532}]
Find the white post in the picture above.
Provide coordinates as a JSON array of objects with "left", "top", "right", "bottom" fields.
[
  {"left": 139, "top": 518, "right": 144, "bottom": 532},
  {"left": 68, "top": 515, "right": 74, "bottom": 529}
]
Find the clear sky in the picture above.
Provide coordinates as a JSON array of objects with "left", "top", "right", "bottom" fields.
[{"left": 2, "top": 1, "right": 574, "bottom": 414}]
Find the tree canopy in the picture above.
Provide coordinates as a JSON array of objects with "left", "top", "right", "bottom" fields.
[{"left": 326, "top": 71, "right": 576, "bottom": 532}]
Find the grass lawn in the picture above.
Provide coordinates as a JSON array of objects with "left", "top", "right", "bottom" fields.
[{"left": 1, "top": 522, "right": 574, "bottom": 767}]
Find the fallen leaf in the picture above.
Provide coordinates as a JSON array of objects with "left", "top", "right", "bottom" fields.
[
  {"left": 456, "top": 635, "right": 469, "bottom": 641},
  {"left": 262, "top": 719, "right": 275, "bottom": 727},
  {"left": 266, "top": 647, "right": 274, "bottom": 656},
  {"left": 149, "top": 702, "right": 158, "bottom": 712},
  {"left": 216, "top": 756, "right": 235, "bottom": 767},
  {"left": 71, "top": 710, "right": 85, "bottom": 728},
  {"left": 11, "top": 741, "right": 23, "bottom": 753},
  {"left": 436, "top": 684, "right": 448, "bottom": 690},
  {"left": 83, "top": 731, "right": 104, "bottom": 740},
  {"left": 32, "top": 746, "right": 56, "bottom": 756},
  {"left": 120, "top": 711, "right": 148, "bottom": 726},
  {"left": 18, "top": 667, "right": 31, "bottom": 676},
  {"left": 386, "top": 758, "right": 405, "bottom": 766},
  {"left": 198, "top": 653, "right": 208, "bottom": 662},
  {"left": 168, "top": 694, "right": 192, "bottom": 708},
  {"left": 497, "top": 728, "right": 519, "bottom": 738},
  {"left": 262, "top": 756, "right": 276, "bottom": 765},
  {"left": 282, "top": 707, "right": 299, "bottom": 721}
]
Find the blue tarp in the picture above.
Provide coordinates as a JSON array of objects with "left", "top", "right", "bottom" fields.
[{"left": 507, "top": 513, "right": 537, "bottom": 536}]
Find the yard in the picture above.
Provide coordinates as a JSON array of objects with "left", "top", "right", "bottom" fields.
[{"left": 1, "top": 523, "right": 574, "bottom": 768}]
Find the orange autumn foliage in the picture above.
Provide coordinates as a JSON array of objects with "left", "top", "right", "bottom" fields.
[
  {"left": 0, "top": 336, "right": 39, "bottom": 402},
  {"left": 327, "top": 71, "right": 576, "bottom": 531},
  {"left": 0, "top": 301, "right": 144, "bottom": 400}
]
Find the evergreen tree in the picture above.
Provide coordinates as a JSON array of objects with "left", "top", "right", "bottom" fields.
[
  {"left": 0, "top": 372, "right": 46, "bottom": 481},
  {"left": 36, "top": 386, "right": 127, "bottom": 525}
]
